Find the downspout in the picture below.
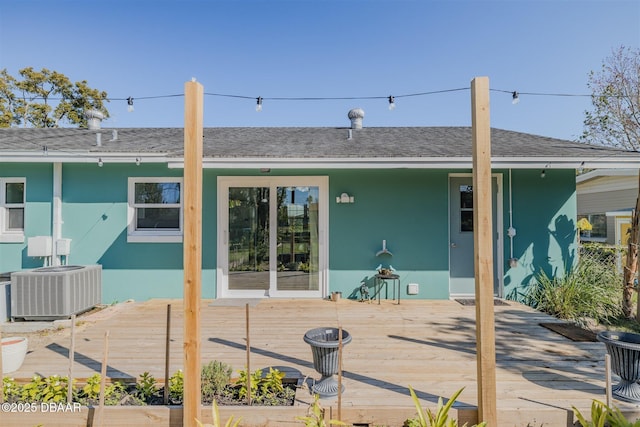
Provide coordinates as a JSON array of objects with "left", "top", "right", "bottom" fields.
[
  {"left": 52, "top": 162, "right": 62, "bottom": 266},
  {"left": 507, "top": 169, "right": 517, "bottom": 267}
]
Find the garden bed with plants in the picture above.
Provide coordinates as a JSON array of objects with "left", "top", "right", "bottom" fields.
[{"left": 2, "top": 361, "right": 297, "bottom": 407}]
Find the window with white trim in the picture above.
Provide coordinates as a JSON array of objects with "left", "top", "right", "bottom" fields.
[
  {"left": 0, "top": 178, "right": 26, "bottom": 243},
  {"left": 127, "top": 177, "right": 183, "bottom": 242}
]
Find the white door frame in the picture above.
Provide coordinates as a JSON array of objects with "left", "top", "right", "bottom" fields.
[
  {"left": 217, "top": 176, "right": 329, "bottom": 298},
  {"left": 448, "top": 173, "right": 504, "bottom": 298}
]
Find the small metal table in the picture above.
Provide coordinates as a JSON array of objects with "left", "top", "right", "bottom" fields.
[{"left": 374, "top": 273, "right": 400, "bottom": 304}]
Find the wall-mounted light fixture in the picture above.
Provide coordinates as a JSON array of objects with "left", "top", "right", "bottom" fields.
[{"left": 336, "top": 192, "right": 354, "bottom": 203}]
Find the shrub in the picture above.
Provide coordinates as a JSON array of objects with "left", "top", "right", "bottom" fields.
[
  {"left": 196, "top": 399, "right": 241, "bottom": 427},
  {"left": 296, "top": 394, "right": 346, "bottom": 427},
  {"left": 201, "top": 361, "right": 233, "bottom": 403},
  {"left": 526, "top": 253, "right": 622, "bottom": 326},
  {"left": 20, "top": 375, "right": 71, "bottom": 403},
  {"left": 573, "top": 399, "right": 640, "bottom": 426},
  {"left": 2, "top": 377, "right": 22, "bottom": 402},
  {"left": 76, "top": 373, "right": 128, "bottom": 405},
  {"left": 135, "top": 371, "right": 159, "bottom": 402},
  {"left": 236, "top": 367, "right": 294, "bottom": 405},
  {"left": 169, "top": 369, "right": 184, "bottom": 404},
  {"left": 404, "top": 386, "right": 486, "bottom": 427}
]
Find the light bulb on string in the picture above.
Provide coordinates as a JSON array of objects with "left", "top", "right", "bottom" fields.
[
  {"left": 512, "top": 91, "right": 520, "bottom": 105},
  {"left": 256, "top": 97, "right": 263, "bottom": 112},
  {"left": 127, "top": 97, "right": 134, "bottom": 112},
  {"left": 388, "top": 95, "right": 396, "bottom": 110},
  {"left": 98, "top": 158, "right": 104, "bottom": 167}
]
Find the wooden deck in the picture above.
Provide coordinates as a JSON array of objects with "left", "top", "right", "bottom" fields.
[{"left": 4, "top": 298, "right": 640, "bottom": 426}]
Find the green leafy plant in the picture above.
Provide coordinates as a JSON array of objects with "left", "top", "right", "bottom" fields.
[
  {"left": 261, "top": 367, "right": 285, "bottom": 395},
  {"left": 573, "top": 400, "right": 640, "bottom": 427},
  {"left": 40, "top": 375, "right": 70, "bottom": 403},
  {"left": 196, "top": 399, "right": 241, "bottom": 427},
  {"left": 296, "top": 393, "right": 347, "bottom": 427},
  {"left": 237, "top": 368, "right": 263, "bottom": 401},
  {"left": 169, "top": 369, "right": 184, "bottom": 404},
  {"left": 18, "top": 375, "right": 71, "bottom": 403},
  {"left": 21, "top": 375, "right": 46, "bottom": 402},
  {"left": 82, "top": 373, "right": 102, "bottom": 400},
  {"left": 201, "top": 360, "right": 233, "bottom": 402},
  {"left": 135, "top": 371, "right": 159, "bottom": 402},
  {"left": 526, "top": 253, "right": 622, "bottom": 326},
  {"left": 3, "top": 376, "right": 22, "bottom": 402},
  {"left": 405, "top": 386, "right": 486, "bottom": 427},
  {"left": 77, "top": 373, "right": 127, "bottom": 405}
]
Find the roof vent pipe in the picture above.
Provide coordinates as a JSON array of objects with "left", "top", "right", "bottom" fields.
[
  {"left": 85, "top": 110, "right": 104, "bottom": 131},
  {"left": 348, "top": 108, "right": 365, "bottom": 130}
]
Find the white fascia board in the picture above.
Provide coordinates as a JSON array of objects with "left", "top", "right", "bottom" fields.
[
  {"left": 165, "top": 156, "right": 640, "bottom": 170},
  {"left": 606, "top": 210, "right": 633, "bottom": 217},
  {"left": 0, "top": 152, "right": 170, "bottom": 163},
  {"left": 576, "top": 168, "right": 639, "bottom": 184}
]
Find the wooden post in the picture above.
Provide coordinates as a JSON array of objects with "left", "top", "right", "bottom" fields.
[
  {"left": 246, "top": 303, "right": 251, "bottom": 406},
  {"left": 164, "top": 304, "right": 171, "bottom": 405},
  {"left": 67, "top": 314, "right": 76, "bottom": 404},
  {"left": 605, "top": 354, "right": 612, "bottom": 407},
  {"left": 183, "top": 79, "right": 204, "bottom": 427},
  {"left": 97, "top": 330, "right": 109, "bottom": 427},
  {"left": 0, "top": 328, "right": 3, "bottom": 404},
  {"left": 337, "top": 327, "right": 343, "bottom": 422},
  {"left": 471, "top": 76, "right": 497, "bottom": 426}
]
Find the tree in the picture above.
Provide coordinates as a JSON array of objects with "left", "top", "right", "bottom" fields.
[
  {"left": 582, "top": 46, "right": 640, "bottom": 319},
  {"left": 0, "top": 67, "right": 109, "bottom": 128},
  {"left": 582, "top": 46, "right": 640, "bottom": 150}
]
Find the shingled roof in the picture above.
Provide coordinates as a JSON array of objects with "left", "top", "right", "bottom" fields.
[{"left": 1, "top": 127, "right": 639, "bottom": 169}]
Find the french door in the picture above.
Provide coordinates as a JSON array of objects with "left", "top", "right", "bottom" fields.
[{"left": 217, "top": 176, "right": 328, "bottom": 298}]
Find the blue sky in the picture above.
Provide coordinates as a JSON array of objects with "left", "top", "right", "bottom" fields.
[{"left": 1, "top": 0, "right": 639, "bottom": 141}]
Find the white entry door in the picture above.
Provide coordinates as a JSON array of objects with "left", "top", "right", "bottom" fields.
[{"left": 217, "top": 176, "right": 328, "bottom": 298}]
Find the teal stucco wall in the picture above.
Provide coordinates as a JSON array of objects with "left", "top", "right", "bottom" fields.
[
  {"left": 0, "top": 163, "right": 53, "bottom": 272},
  {"left": 502, "top": 168, "right": 578, "bottom": 301},
  {"left": 0, "top": 164, "right": 577, "bottom": 303}
]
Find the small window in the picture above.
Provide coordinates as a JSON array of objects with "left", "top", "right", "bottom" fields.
[
  {"left": 578, "top": 214, "right": 606, "bottom": 241},
  {"left": 459, "top": 185, "right": 473, "bottom": 232},
  {"left": 128, "top": 178, "right": 183, "bottom": 242},
  {"left": 0, "top": 178, "right": 26, "bottom": 243}
]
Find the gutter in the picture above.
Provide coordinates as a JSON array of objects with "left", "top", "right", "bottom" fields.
[{"left": 52, "top": 163, "right": 62, "bottom": 266}]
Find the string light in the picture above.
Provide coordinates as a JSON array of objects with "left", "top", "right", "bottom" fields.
[
  {"left": 24, "top": 85, "right": 626, "bottom": 115},
  {"left": 578, "top": 161, "right": 585, "bottom": 173},
  {"left": 541, "top": 163, "right": 550, "bottom": 178},
  {"left": 98, "top": 158, "right": 103, "bottom": 167},
  {"left": 135, "top": 157, "right": 141, "bottom": 166}
]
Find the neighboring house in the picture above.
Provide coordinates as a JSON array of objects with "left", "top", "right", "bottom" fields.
[
  {"left": 577, "top": 169, "right": 639, "bottom": 246},
  {"left": 2, "top": 110, "right": 640, "bottom": 304}
]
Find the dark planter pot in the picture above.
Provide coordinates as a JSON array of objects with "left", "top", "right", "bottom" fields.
[
  {"left": 303, "top": 327, "right": 352, "bottom": 398},
  {"left": 597, "top": 330, "right": 640, "bottom": 403}
]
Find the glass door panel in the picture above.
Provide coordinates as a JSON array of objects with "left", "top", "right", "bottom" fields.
[
  {"left": 276, "top": 186, "right": 319, "bottom": 291},
  {"left": 228, "top": 187, "right": 270, "bottom": 291}
]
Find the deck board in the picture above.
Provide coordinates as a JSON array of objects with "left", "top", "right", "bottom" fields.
[{"left": 4, "top": 298, "right": 640, "bottom": 426}]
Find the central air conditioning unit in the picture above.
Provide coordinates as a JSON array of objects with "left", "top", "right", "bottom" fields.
[{"left": 11, "top": 265, "right": 102, "bottom": 320}]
